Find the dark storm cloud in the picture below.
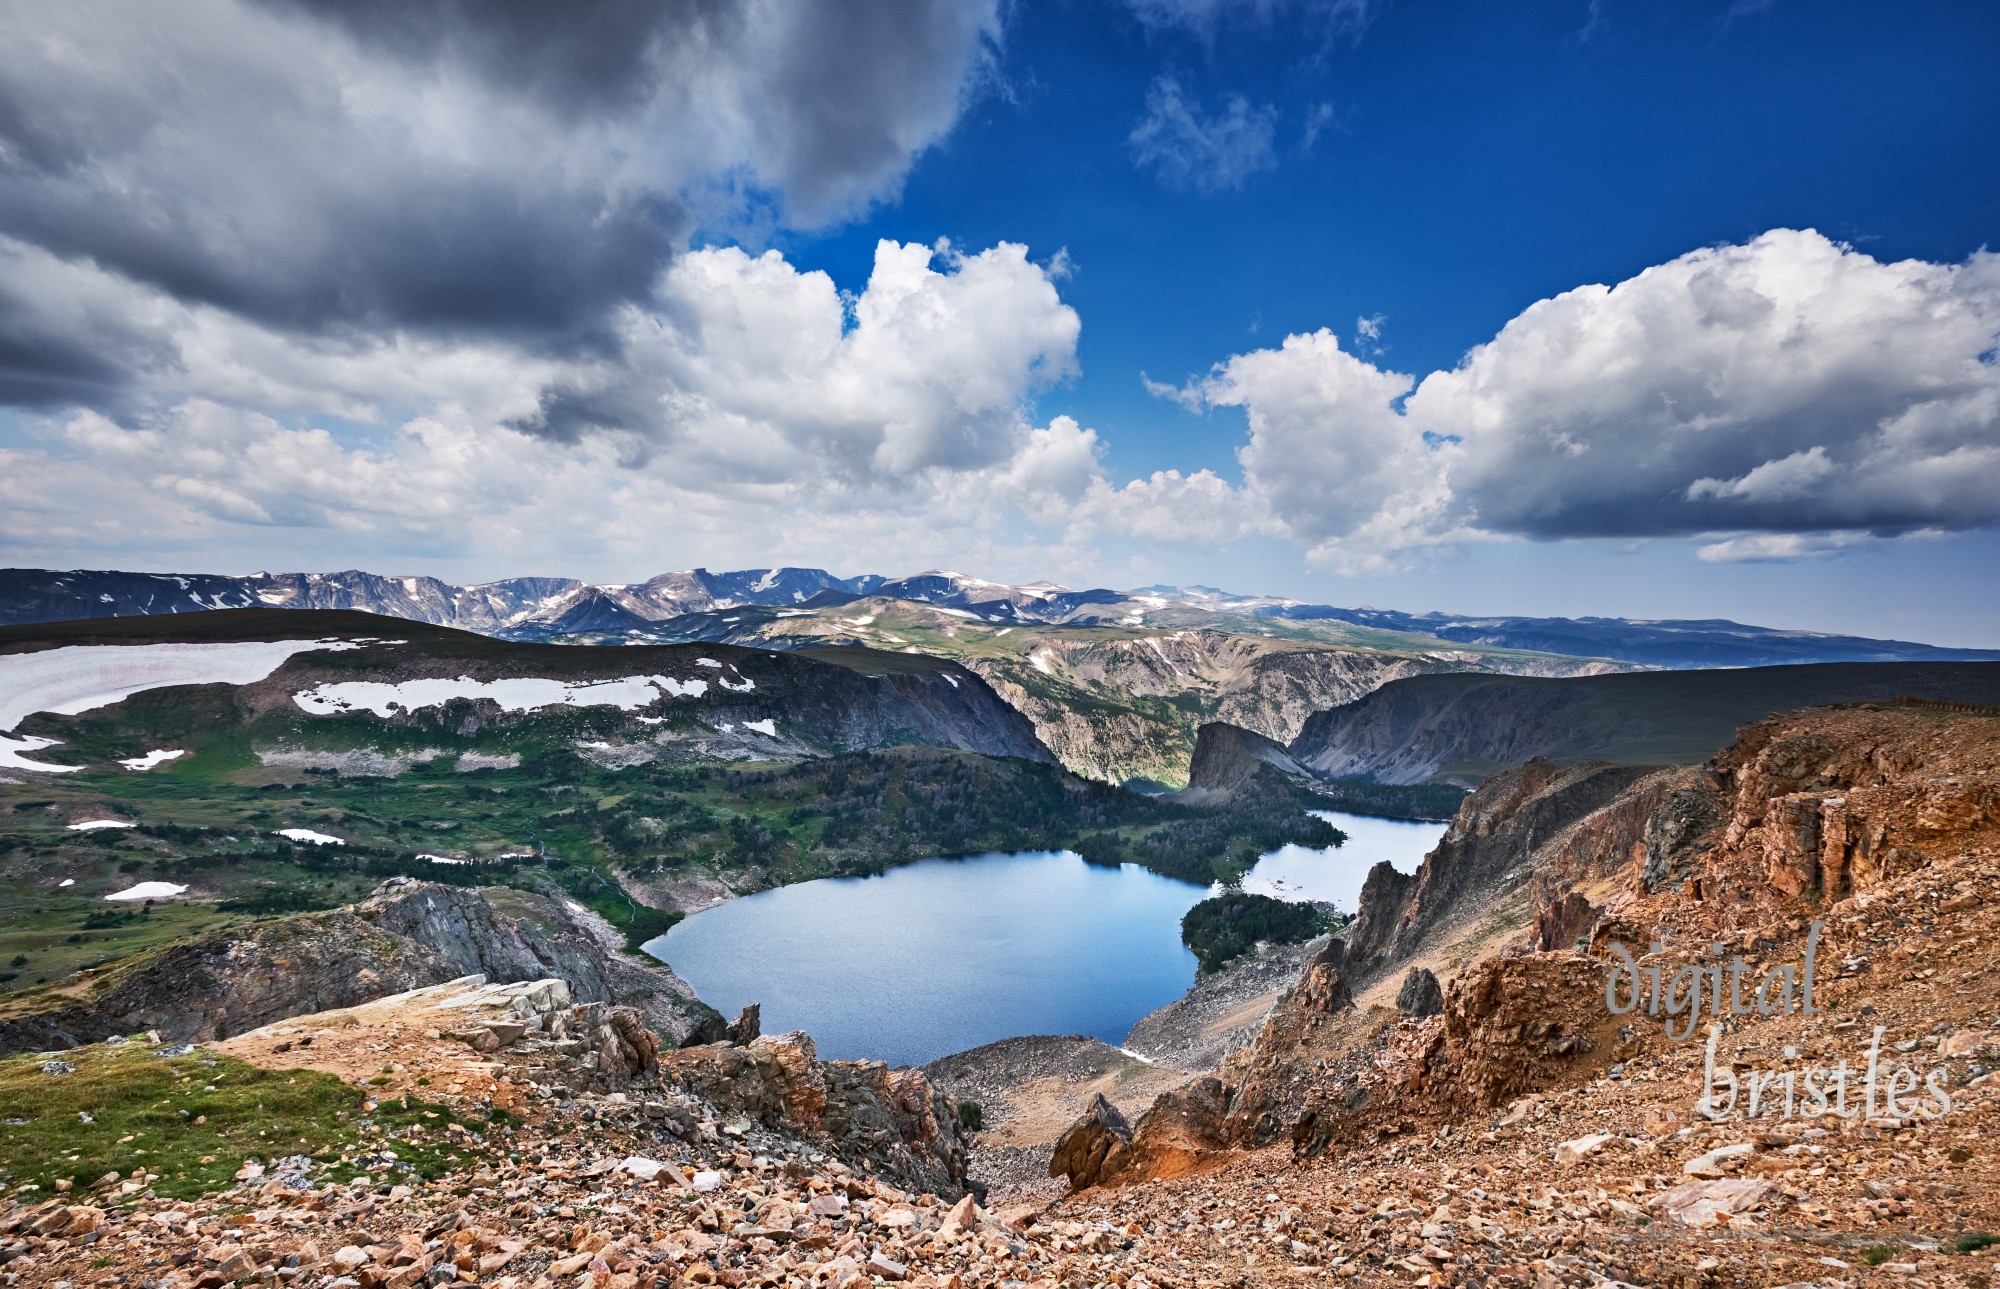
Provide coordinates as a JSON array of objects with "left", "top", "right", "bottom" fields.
[
  {"left": 252, "top": 0, "right": 740, "bottom": 120},
  {"left": 0, "top": 0, "right": 1001, "bottom": 413}
]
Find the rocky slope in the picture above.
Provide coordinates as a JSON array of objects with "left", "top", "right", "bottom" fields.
[
  {"left": 1289, "top": 660, "right": 2000, "bottom": 784},
  {"left": 1034, "top": 702, "right": 2000, "bottom": 1282},
  {"left": 7, "top": 703, "right": 2000, "bottom": 1288},
  {"left": 0, "top": 878, "right": 721, "bottom": 1054}
]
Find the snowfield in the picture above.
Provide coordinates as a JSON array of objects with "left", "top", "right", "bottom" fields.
[
  {"left": 0, "top": 733, "right": 83, "bottom": 773},
  {"left": 106, "top": 881, "right": 188, "bottom": 901},
  {"left": 66, "top": 819, "right": 134, "bottom": 831},
  {"left": 276, "top": 828, "right": 343, "bottom": 845},
  {"left": 743, "top": 718, "right": 777, "bottom": 736},
  {"left": 0, "top": 639, "right": 366, "bottom": 734},
  {"left": 117, "top": 749, "right": 187, "bottom": 771},
  {"left": 293, "top": 673, "right": 708, "bottom": 717}
]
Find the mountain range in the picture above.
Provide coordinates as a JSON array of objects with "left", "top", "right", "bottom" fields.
[
  {"left": 8, "top": 564, "right": 1998, "bottom": 787},
  {"left": 6, "top": 564, "right": 1995, "bottom": 668}
]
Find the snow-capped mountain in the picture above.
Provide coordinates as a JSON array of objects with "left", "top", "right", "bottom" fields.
[{"left": 2, "top": 565, "right": 1995, "bottom": 669}]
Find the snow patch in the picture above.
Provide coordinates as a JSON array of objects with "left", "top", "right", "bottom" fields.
[
  {"left": 276, "top": 828, "right": 343, "bottom": 846},
  {"left": 696, "top": 658, "right": 722, "bottom": 668},
  {"left": 1029, "top": 649, "right": 1057, "bottom": 676},
  {"left": 718, "top": 674, "right": 756, "bottom": 692},
  {"left": 0, "top": 733, "right": 83, "bottom": 774},
  {"left": 417, "top": 854, "right": 468, "bottom": 865},
  {"left": 58, "top": 878, "right": 74, "bottom": 887},
  {"left": 843, "top": 614, "right": 877, "bottom": 626},
  {"left": 117, "top": 749, "right": 187, "bottom": 771},
  {"left": 67, "top": 819, "right": 134, "bottom": 831},
  {"left": 743, "top": 718, "right": 777, "bottom": 736},
  {"left": 294, "top": 673, "right": 707, "bottom": 717},
  {"left": 0, "top": 639, "right": 366, "bottom": 735},
  {"left": 105, "top": 882, "right": 187, "bottom": 901},
  {"left": 933, "top": 606, "right": 978, "bottom": 619},
  {"left": 942, "top": 674, "right": 960, "bottom": 688}
]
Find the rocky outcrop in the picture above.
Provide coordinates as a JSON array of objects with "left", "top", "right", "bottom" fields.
[
  {"left": 357, "top": 879, "right": 722, "bottom": 1043},
  {"left": 1341, "top": 759, "right": 1655, "bottom": 978},
  {"left": 1533, "top": 891, "right": 1601, "bottom": 952},
  {"left": 1047, "top": 1094, "right": 1132, "bottom": 1191},
  {"left": 658, "top": 1035, "right": 972, "bottom": 1197},
  {"left": 0, "top": 879, "right": 721, "bottom": 1056},
  {"left": 0, "top": 908, "right": 454, "bottom": 1054},
  {"left": 1170, "top": 721, "right": 1316, "bottom": 806},
  {"left": 1419, "top": 954, "right": 1617, "bottom": 1109},
  {"left": 1287, "top": 661, "right": 2000, "bottom": 785}
]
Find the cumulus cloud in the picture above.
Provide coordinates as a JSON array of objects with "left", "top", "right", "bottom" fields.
[
  {"left": 1142, "top": 229, "right": 2000, "bottom": 568},
  {"left": 0, "top": 0, "right": 1001, "bottom": 398},
  {"left": 1129, "top": 76, "right": 1279, "bottom": 193},
  {"left": 512, "top": 239, "right": 1080, "bottom": 483},
  {"left": 0, "top": 233, "right": 1094, "bottom": 575}
]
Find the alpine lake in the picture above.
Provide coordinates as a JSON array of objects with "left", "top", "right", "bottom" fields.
[{"left": 645, "top": 810, "right": 1446, "bottom": 1066}]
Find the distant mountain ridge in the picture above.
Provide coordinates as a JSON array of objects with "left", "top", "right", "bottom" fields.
[
  {"left": 1285, "top": 661, "right": 2000, "bottom": 784},
  {"left": 3, "top": 565, "right": 1994, "bottom": 669}
]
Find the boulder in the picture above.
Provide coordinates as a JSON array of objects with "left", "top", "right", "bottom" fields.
[
  {"left": 1648, "top": 1177, "right": 1786, "bottom": 1227},
  {"left": 1121, "top": 1076, "right": 1232, "bottom": 1181},
  {"left": 1048, "top": 1094, "right": 1133, "bottom": 1191},
  {"left": 1394, "top": 967, "right": 1444, "bottom": 1017}
]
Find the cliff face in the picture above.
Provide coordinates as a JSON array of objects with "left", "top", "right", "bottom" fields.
[
  {"left": 964, "top": 633, "right": 1616, "bottom": 787},
  {"left": 352, "top": 880, "right": 723, "bottom": 1042},
  {"left": 1340, "top": 758, "right": 1658, "bottom": 977},
  {"left": 1287, "top": 661, "right": 2000, "bottom": 785},
  {"left": 1169, "top": 721, "right": 1313, "bottom": 806},
  {"left": 0, "top": 879, "right": 721, "bottom": 1055}
]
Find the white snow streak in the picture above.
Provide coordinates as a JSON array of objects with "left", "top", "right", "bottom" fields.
[
  {"left": 0, "top": 640, "right": 365, "bottom": 735},
  {"left": 276, "top": 828, "right": 344, "bottom": 846},
  {"left": 118, "top": 749, "right": 187, "bottom": 771},
  {"left": 0, "top": 733, "right": 83, "bottom": 773},
  {"left": 67, "top": 819, "right": 134, "bottom": 831},
  {"left": 293, "top": 673, "right": 707, "bottom": 717},
  {"left": 106, "top": 881, "right": 187, "bottom": 901}
]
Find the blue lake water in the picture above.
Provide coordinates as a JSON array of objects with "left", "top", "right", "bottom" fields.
[{"left": 643, "top": 809, "right": 1445, "bottom": 1066}]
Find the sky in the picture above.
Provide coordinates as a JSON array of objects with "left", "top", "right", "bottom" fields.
[{"left": 0, "top": 0, "right": 1997, "bottom": 643}]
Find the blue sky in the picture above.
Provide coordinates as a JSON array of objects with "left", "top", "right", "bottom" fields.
[
  {"left": 0, "top": 0, "right": 1996, "bottom": 641},
  {"left": 802, "top": 0, "right": 2000, "bottom": 481}
]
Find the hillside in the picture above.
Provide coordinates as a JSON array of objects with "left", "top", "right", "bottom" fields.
[
  {"left": 1288, "top": 659, "right": 2000, "bottom": 784},
  {"left": 0, "top": 608, "right": 1052, "bottom": 774},
  {"left": 1266, "top": 602, "right": 2000, "bottom": 667},
  {"left": 628, "top": 596, "right": 1627, "bottom": 786},
  {"left": 11, "top": 702, "right": 1998, "bottom": 1289}
]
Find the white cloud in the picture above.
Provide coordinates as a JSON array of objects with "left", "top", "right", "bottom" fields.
[
  {"left": 1135, "top": 229, "right": 2000, "bottom": 568},
  {"left": 1128, "top": 76, "right": 1278, "bottom": 193},
  {"left": 0, "top": 0, "right": 1003, "bottom": 407},
  {"left": 515, "top": 238, "right": 1081, "bottom": 484}
]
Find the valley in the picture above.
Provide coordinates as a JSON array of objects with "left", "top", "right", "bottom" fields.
[{"left": 4, "top": 595, "right": 2000, "bottom": 1289}]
